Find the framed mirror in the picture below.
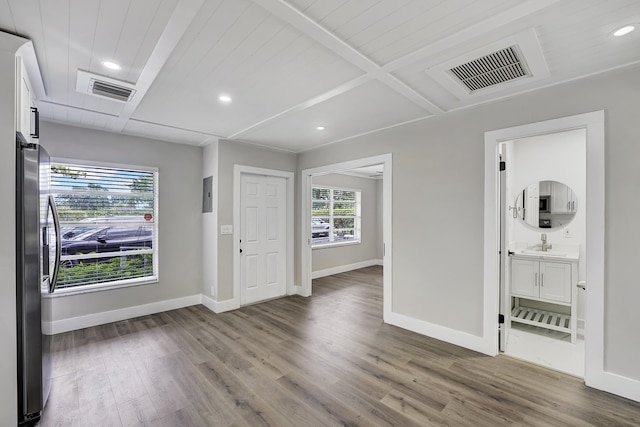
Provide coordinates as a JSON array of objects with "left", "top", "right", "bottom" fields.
[{"left": 514, "top": 180, "right": 577, "bottom": 230}]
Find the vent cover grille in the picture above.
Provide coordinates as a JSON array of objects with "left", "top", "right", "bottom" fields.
[
  {"left": 449, "top": 46, "right": 529, "bottom": 92},
  {"left": 90, "top": 80, "right": 134, "bottom": 102}
]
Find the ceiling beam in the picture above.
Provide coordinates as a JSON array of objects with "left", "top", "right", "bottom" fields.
[
  {"left": 108, "top": 0, "right": 207, "bottom": 132},
  {"left": 229, "top": 74, "right": 372, "bottom": 139},
  {"left": 251, "top": 0, "right": 444, "bottom": 115}
]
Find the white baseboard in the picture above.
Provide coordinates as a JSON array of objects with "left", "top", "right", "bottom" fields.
[
  {"left": 201, "top": 294, "right": 239, "bottom": 314},
  {"left": 385, "top": 311, "right": 493, "bottom": 356},
  {"left": 588, "top": 370, "right": 640, "bottom": 403},
  {"left": 312, "top": 259, "right": 383, "bottom": 279},
  {"left": 43, "top": 294, "right": 202, "bottom": 335}
]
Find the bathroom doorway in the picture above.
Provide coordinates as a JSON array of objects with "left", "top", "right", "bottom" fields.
[{"left": 499, "top": 129, "right": 586, "bottom": 376}]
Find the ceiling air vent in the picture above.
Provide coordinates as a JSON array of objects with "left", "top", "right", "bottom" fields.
[
  {"left": 449, "top": 46, "right": 529, "bottom": 92},
  {"left": 90, "top": 80, "right": 134, "bottom": 102},
  {"left": 76, "top": 70, "right": 136, "bottom": 103},
  {"left": 425, "top": 29, "right": 550, "bottom": 99}
]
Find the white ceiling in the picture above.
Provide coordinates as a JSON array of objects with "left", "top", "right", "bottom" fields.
[{"left": 2, "top": 0, "right": 639, "bottom": 152}]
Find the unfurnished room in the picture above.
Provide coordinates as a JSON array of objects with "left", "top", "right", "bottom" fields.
[{"left": 2, "top": 0, "right": 640, "bottom": 426}]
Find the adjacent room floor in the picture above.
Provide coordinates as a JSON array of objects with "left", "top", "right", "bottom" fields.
[
  {"left": 505, "top": 323, "right": 585, "bottom": 378},
  {"left": 38, "top": 266, "right": 640, "bottom": 426}
]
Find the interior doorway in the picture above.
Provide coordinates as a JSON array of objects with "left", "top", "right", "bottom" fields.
[
  {"left": 301, "top": 154, "right": 392, "bottom": 320},
  {"left": 498, "top": 129, "right": 587, "bottom": 377},
  {"left": 484, "top": 111, "right": 611, "bottom": 395}
]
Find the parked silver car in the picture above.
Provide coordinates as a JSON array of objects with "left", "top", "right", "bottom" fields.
[{"left": 312, "top": 218, "right": 330, "bottom": 237}]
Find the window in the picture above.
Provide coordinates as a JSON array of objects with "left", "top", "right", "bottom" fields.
[
  {"left": 311, "top": 186, "right": 361, "bottom": 246},
  {"left": 51, "top": 161, "right": 158, "bottom": 291}
]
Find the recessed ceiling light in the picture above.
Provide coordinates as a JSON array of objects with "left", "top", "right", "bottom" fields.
[
  {"left": 316, "top": 126, "right": 325, "bottom": 131},
  {"left": 218, "top": 94, "right": 232, "bottom": 103},
  {"left": 102, "top": 61, "right": 121, "bottom": 70},
  {"left": 612, "top": 25, "right": 636, "bottom": 37}
]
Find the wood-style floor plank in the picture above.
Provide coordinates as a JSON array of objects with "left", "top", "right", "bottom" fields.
[{"left": 39, "top": 266, "right": 640, "bottom": 426}]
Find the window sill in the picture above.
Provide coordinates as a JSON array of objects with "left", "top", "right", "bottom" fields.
[
  {"left": 43, "top": 276, "right": 158, "bottom": 298},
  {"left": 312, "top": 240, "right": 361, "bottom": 250}
]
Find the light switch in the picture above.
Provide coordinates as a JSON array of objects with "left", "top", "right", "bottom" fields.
[{"left": 220, "top": 225, "right": 233, "bottom": 235}]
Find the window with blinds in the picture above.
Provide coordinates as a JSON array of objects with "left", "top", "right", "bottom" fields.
[
  {"left": 311, "top": 186, "right": 361, "bottom": 247},
  {"left": 51, "top": 162, "right": 158, "bottom": 290}
]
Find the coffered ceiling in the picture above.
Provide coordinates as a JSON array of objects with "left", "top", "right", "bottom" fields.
[{"left": 2, "top": 0, "right": 639, "bottom": 152}]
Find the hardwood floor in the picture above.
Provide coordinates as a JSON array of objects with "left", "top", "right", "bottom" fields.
[{"left": 39, "top": 266, "right": 640, "bottom": 426}]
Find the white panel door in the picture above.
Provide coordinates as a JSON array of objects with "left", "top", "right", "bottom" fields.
[{"left": 240, "top": 174, "right": 287, "bottom": 305}]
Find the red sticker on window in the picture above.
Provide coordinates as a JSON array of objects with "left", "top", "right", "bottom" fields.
[{"left": 144, "top": 213, "right": 152, "bottom": 221}]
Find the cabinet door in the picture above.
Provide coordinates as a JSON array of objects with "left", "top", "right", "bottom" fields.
[
  {"left": 539, "top": 261, "right": 571, "bottom": 303},
  {"left": 551, "top": 181, "right": 569, "bottom": 213},
  {"left": 511, "top": 258, "right": 538, "bottom": 298},
  {"left": 539, "top": 181, "right": 551, "bottom": 196}
]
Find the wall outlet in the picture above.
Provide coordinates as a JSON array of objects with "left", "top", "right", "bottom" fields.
[{"left": 563, "top": 228, "right": 572, "bottom": 238}]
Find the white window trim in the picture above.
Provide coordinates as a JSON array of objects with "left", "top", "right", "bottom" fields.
[
  {"left": 43, "top": 276, "right": 159, "bottom": 297},
  {"left": 50, "top": 157, "right": 160, "bottom": 293},
  {"left": 311, "top": 185, "right": 361, "bottom": 247},
  {"left": 312, "top": 240, "right": 361, "bottom": 250}
]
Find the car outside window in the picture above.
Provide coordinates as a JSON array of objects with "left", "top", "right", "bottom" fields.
[{"left": 51, "top": 161, "right": 158, "bottom": 291}]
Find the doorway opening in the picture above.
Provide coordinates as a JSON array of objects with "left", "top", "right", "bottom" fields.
[
  {"left": 484, "top": 111, "right": 609, "bottom": 393},
  {"left": 499, "top": 129, "right": 586, "bottom": 377},
  {"left": 301, "top": 154, "right": 392, "bottom": 320}
]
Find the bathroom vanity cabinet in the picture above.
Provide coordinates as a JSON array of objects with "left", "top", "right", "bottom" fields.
[{"left": 510, "top": 254, "right": 578, "bottom": 343}]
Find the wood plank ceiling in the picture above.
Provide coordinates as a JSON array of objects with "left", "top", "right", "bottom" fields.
[{"left": 1, "top": 0, "right": 639, "bottom": 151}]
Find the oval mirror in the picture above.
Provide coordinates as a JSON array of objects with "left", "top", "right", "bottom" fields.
[{"left": 514, "top": 180, "right": 577, "bottom": 230}]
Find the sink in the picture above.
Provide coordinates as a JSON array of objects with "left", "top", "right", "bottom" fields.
[{"left": 520, "top": 249, "right": 567, "bottom": 257}]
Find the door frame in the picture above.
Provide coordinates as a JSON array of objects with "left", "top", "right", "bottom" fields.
[
  {"left": 233, "top": 165, "right": 295, "bottom": 306},
  {"left": 300, "top": 154, "right": 392, "bottom": 320},
  {"left": 483, "top": 111, "right": 633, "bottom": 399}
]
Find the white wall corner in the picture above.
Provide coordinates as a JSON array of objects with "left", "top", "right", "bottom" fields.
[
  {"left": 311, "top": 259, "right": 382, "bottom": 279},
  {"left": 201, "top": 294, "right": 239, "bottom": 314},
  {"left": 44, "top": 294, "right": 202, "bottom": 335}
]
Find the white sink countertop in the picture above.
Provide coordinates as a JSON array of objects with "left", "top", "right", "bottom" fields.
[{"left": 509, "top": 241, "right": 579, "bottom": 261}]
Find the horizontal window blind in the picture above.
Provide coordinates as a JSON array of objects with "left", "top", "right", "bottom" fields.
[{"left": 51, "top": 162, "right": 157, "bottom": 289}]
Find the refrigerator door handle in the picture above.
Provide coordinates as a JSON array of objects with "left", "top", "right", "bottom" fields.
[{"left": 48, "top": 195, "right": 61, "bottom": 293}]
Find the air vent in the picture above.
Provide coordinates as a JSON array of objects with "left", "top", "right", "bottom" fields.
[
  {"left": 449, "top": 46, "right": 529, "bottom": 92},
  {"left": 425, "top": 28, "right": 550, "bottom": 99},
  {"left": 76, "top": 70, "right": 137, "bottom": 103},
  {"left": 90, "top": 80, "right": 134, "bottom": 102}
]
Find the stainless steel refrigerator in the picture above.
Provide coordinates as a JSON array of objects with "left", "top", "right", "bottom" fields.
[{"left": 16, "top": 131, "right": 60, "bottom": 425}]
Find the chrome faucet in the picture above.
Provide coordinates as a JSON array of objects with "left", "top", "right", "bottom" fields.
[{"left": 541, "top": 233, "right": 552, "bottom": 252}]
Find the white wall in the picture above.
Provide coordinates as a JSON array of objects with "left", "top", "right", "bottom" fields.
[
  {"left": 297, "top": 63, "right": 640, "bottom": 382},
  {"left": 40, "top": 122, "right": 203, "bottom": 322},
  {"left": 311, "top": 173, "right": 381, "bottom": 274},
  {"left": 216, "top": 139, "right": 297, "bottom": 301},
  {"left": 0, "top": 31, "right": 28, "bottom": 427},
  {"left": 202, "top": 141, "right": 218, "bottom": 299},
  {"left": 505, "top": 129, "right": 586, "bottom": 251}
]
